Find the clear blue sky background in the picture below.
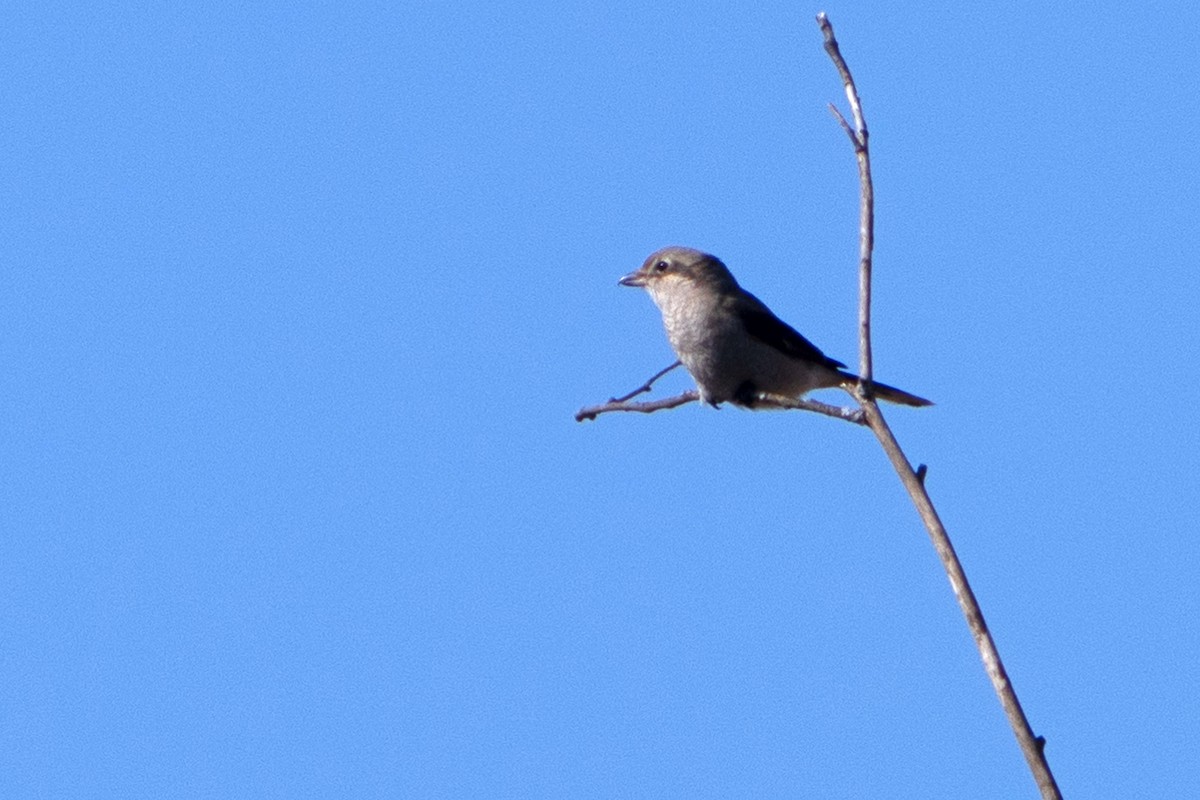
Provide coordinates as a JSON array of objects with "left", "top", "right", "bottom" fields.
[{"left": 3, "top": 3, "right": 1197, "bottom": 798}]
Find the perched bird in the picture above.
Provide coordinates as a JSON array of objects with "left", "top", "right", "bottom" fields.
[{"left": 619, "top": 246, "right": 932, "bottom": 409}]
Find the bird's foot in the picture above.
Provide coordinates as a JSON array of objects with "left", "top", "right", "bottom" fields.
[{"left": 732, "top": 380, "right": 760, "bottom": 408}]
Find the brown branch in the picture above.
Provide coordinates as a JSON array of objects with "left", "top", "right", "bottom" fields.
[
  {"left": 576, "top": 360, "right": 867, "bottom": 424},
  {"left": 575, "top": 361, "right": 689, "bottom": 421},
  {"left": 817, "top": 12, "right": 1061, "bottom": 798},
  {"left": 818, "top": 12, "right": 874, "bottom": 385},
  {"left": 574, "top": 388, "right": 865, "bottom": 424},
  {"left": 753, "top": 393, "right": 866, "bottom": 425},
  {"left": 575, "top": 390, "right": 699, "bottom": 422},
  {"left": 826, "top": 103, "right": 858, "bottom": 149},
  {"left": 610, "top": 360, "right": 681, "bottom": 403}
]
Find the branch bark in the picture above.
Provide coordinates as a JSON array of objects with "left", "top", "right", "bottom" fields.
[
  {"left": 817, "top": 12, "right": 1061, "bottom": 798},
  {"left": 575, "top": 363, "right": 865, "bottom": 424},
  {"left": 575, "top": 389, "right": 699, "bottom": 423}
]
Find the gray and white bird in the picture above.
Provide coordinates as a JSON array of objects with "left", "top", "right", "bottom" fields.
[{"left": 619, "top": 246, "right": 931, "bottom": 409}]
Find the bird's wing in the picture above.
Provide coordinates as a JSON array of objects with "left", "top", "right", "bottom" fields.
[{"left": 735, "top": 292, "right": 847, "bottom": 369}]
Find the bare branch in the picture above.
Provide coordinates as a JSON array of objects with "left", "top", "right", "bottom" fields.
[
  {"left": 826, "top": 102, "right": 858, "bottom": 149},
  {"left": 575, "top": 390, "right": 699, "bottom": 423},
  {"left": 609, "top": 360, "right": 682, "bottom": 403},
  {"left": 817, "top": 13, "right": 869, "bottom": 149},
  {"left": 817, "top": 11, "right": 874, "bottom": 385},
  {"left": 818, "top": 12, "right": 1062, "bottom": 798},
  {"left": 865, "top": 399, "right": 1061, "bottom": 799},
  {"left": 753, "top": 393, "right": 866, "bottom": 425},
  {"left": 574, "top": 388, "right": 865, "bottom": 425},
  {"left": 577, "top": 360, "right": 867, "bottom": 424}
]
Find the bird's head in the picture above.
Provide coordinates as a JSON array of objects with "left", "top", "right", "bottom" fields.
[{"left": 618, "top": 247, "right": 739, "bottom": 301}]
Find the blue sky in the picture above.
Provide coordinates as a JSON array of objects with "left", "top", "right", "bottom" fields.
[{"left": 4, "top": 3, "right": 1198, "bottom": 797}]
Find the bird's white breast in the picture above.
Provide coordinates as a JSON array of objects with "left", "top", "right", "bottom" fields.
[{"left": 650, "top": 278, "right": 837, "bottom": 405}]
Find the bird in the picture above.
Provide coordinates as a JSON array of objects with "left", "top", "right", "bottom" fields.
[{"left": 619, "top": 246, "right": 932, "bottom": 409}]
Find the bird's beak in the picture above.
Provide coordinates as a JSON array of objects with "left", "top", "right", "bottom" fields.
[{"left": 618, "top": 271, "right": 646, "bottom": 288}]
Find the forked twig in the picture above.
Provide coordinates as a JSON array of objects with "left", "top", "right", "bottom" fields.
[{"left": 575, "top": 390, "right": 699, "bottom": 423}]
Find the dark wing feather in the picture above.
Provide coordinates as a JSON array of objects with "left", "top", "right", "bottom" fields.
[{"left": 735, "top": 292, "right": 846, "bottom": 369}]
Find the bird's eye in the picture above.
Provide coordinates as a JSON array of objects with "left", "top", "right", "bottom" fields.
[{"left": 654, "top": 260, "right": 670, "bottom": 272}]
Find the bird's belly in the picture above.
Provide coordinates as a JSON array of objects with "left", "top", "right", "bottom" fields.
[{"left": 681, "top": 334, "right": 835, "bottom": 405}]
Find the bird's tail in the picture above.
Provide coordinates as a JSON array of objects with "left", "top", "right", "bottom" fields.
[{"left": 838, "top": 372, "right": 933, "bottom": 407}]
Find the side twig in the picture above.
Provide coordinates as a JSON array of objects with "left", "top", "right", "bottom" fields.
[
  {"left": 575, "top": 390, "right": 699, "bottom": 423},
  {"left": 610, "top": 360, "right": 682, "bottom": 403},
  {"left": 816, "top": 12, "right": 1061, "bottom": 799}
]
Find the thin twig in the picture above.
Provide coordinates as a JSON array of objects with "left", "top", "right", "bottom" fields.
[
  {"left": 817, "top": 15, "right": 868, "bottom": 140},
  {"left": 818, "top": 12, "right": 874, "bottom": 386},
  {"left": 576, "top": 361, "right": 688, "bottom": 421},
  {"left": 575, "top": 390, "right": 699, "bottom": 423},
  {"left": 817, "top": 12, "right": 1061, "bottom": 798},
  {"left": 826, "top": 103, "right": 857, "bottom": 149},
  {"left": 609, "top": 361, "right": 682, "bottom": 403}
]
